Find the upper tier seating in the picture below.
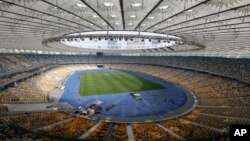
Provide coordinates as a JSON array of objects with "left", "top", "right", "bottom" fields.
[{"left": 1, "top": 54, "right": 249, "bottom": 83}]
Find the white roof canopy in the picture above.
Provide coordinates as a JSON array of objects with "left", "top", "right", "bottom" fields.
[{"left": 0, "top": 0, "right": 249, "bottom": 57}]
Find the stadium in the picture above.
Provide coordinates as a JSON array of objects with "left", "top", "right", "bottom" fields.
[{"left": 0, "top": 0, "right": 250, "bottom": 140}]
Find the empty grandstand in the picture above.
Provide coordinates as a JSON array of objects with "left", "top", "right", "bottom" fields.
[{"left": 0, "top": 0, "right": 250, "bottom": 141}]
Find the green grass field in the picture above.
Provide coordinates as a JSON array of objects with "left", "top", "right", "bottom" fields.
[{"left": 79, "top": 71, "right": 165, "bottom": 96}]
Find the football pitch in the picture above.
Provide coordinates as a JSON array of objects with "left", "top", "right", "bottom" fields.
[{"left": 79, "top": 71, "right": 165, "bottom": 95}]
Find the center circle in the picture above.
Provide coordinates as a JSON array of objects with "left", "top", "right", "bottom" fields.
[{"left": 57, "top": 68, "right": 197, "bottom": 123}]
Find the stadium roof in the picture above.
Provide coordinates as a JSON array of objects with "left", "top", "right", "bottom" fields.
[{"left": 0, "top": 0, "right": 250, "bottom": 57}]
